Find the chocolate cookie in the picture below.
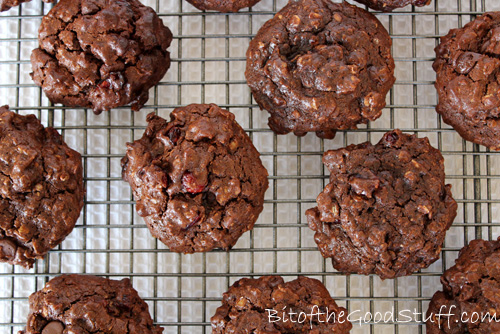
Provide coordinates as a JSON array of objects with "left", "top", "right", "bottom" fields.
[
  {"left": 434, "top": 12, "right": 500, "bottom": 150},
  {"left": 352, "top": 0, "right": 430, "bottom": 12},
  {"left": 31, "top": 0, "right": 172, "bottom": 114},
  {"left": 306, "top": 130, "right": 457, "bottom": 279},
  {"left": 186, "top": 0, "right": 261, "bottom": 12},
  {"left": 426, "top": 238, "right": 500, "bottom": 333},
  {"left": 211, "top": 276, "right": 352, "bottom": 333},
  {"left": 245, "top": 0, "right": 395, "bottom": 139},
  {"left": 0, "top": 0, "right": 52, "bottom": 12},
  {"left": 20, "top": 274, "right": 162, "bottom": 334},
  {"left": 0, "top": 106, "right": 84, "bottom": 268},
  {"left": 121, "top": 104, "right": 268, "bottom": 253},
  {"left": 0, "top": 0, "right": 25, "bottom": 11}
]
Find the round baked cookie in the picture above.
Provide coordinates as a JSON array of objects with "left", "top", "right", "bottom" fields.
[
  {"left": 211, "top": 276, "right": 352, "bottom": 333},
  {"left": 352, "top": 0, "right": 430, "bottom": 12},
  {"left": 0, "top": 0, "right": 52, "bottom": 12},
  {"left": 31, "top": 0, "right": 172, "bottom": 114},
  {"left": 305, "top": 130, "right": 457, "bottom": 279},
  {"left": 20, "top": 274, "right": 163, "bottom": 334},
  {"left": 434, "top": 12, "right": 500, "bottom": 150},
  {"left": 121, "top": 104, "right": 269, "bottom": 253},
  {"left": 0, "top": 0, "right": 26, "bottom": 11},
  {"left": 426, "top": 238, "right": 500, "bottom": 333},
  {"left": 245, "top": 0, "right": 395, "bottom": 139},
  {"left": 186, "top": 0, "right": 261, "bottom": 12},
  {"left": 0, "top": 106, "right": 84, "bottom": 269}
]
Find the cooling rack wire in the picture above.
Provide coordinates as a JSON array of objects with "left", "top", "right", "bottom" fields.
[{"left": 0, "top": 0, "right": 499, "bottom": 333}]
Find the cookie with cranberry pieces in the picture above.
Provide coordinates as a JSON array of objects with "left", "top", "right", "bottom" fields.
[
  {"left": 434, "top": 12, "right": 500, "bottom": 150},
  {"left": 245, "top": 0, "right": 395, "bottom": 138},
  {"left": 353, "top": 0, "right": 431, "bottom": 12},
  {"left": 31, "top": 0, "right": 172, "bottom": 114},
  {"left": 121, "top": 104, "right": 268, "bottom": 253},
  {"left": 186, "top": 0, "right": 261, "bottom": 12},
  {"left": 211, "top": 276, "right": 352, "bottom": 333},
  {"left": 426, "top": 238, "right": 500, "bottom": 333},
  {"left": 306, "top": 130, "right": 457, "bottom": 279},
  {"left": 19, "top": 274, "right": 162, "bottom": 334},
  {"left": 0, "top": 106, "right": 83, "bottom": 268}
]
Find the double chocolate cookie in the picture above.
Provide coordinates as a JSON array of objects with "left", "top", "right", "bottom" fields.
[
  {"left": 31, "top": 0, "right": 172, "bottom": 114},
  {"left": 246, "top": 0, "right": 395, "bottom": 138},
  {"left": 0, "top": 0, "right": 52, "bottom": 12},
  {"left": 121, "top": 104, "right": 268, "bottom": 253},
  {"left": 306, "top": 130, "right": 457, "bottom": 279},
  {"left": 434, "top": 12, "right": 500, "bottom": 150},
  {"left": 352, "top": 0, "right": 431, "bottom": 12},
  {"left": 0, "top": 106, "right": 84, "bottom": 268},
  {"left": 211, "top": 276, "right": 352, "bottom": 333},
  {"left": 186, "top": 0, "right": 261, "bottom": 12},
  {"left": 426, "top": 238, "right": 500, "bottom": 333},
  {"left": 20, "top": 274, "right": 162, "bottom": 334}
]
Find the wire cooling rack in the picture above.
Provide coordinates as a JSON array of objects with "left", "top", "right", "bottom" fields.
[{"left": 1, "top": 0, "right": 500, "bottom": 333}]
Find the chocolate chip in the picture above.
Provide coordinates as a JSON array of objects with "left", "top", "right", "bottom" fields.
[
  {"left": 41, "top": 321, "right": 64, "bottom": 334},
  {"left": 455, "top": 52, "right": 482, "bottom": 74},
  {"left": 0, "top": 239, "right": 16, "bottom": 258}
]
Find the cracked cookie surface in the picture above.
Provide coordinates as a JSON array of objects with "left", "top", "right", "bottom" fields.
[
  {"left": 0, "top": 106, "right": 83, "bottom": 268},
  {"left": 20, "top": 274, "right": 162, "bottom": 334},
  {"left": 426, "top": 238, "right": 500, "bottom": 333},
  {"left": 121, "top": 104, "right": 269, "bottom": 253},
  {"left": 186, "top": 0, "right": 261, "bottom": 12},
  {"left": 245, "top": 0, "right": 395, "bottom": 139},
  {"left": 211, "top": 276, "right": 352, "bottom": 333},
  {"left": 434, "top": 12, "right": 500, "bottom": 150},
  {"left": 352, "top": 0, "right": 430, "bottom": 12},
  {"left": 306, "top": 130, "right": 457, "bottom": 279},
  {"left": 31, "top": 0, "right": 172, "bottom": 114}
]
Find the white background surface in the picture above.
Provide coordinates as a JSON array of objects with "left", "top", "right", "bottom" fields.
[{"left": 1, "top": 0, "right": 500, "bottom": 333}]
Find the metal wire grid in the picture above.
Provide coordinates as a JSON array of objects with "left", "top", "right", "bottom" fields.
[{"left": 1, "top": 0, "right": 500, "bottom": 333}]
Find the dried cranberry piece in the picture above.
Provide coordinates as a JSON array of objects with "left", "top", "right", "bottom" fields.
[
  {"left": 98, "top": 73, "right": 124, "bottom": 90},
  {"left": 99, "top": 80, "right": 110, "bottom": 89},
  {"left": 167, "top": 127, "right": 181, "bottom": 144},
  {"left": 182, "top": 172, "right": 205, "bottom": 194},
  {"left": 160, "top": 173, "right": 169, "bottom": 188},
  {"left": 183, "top": 215, "right": 201, "bottom": 231},
  {"left": 384, "top": 131, "right": 399, "bottom": 145}
]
